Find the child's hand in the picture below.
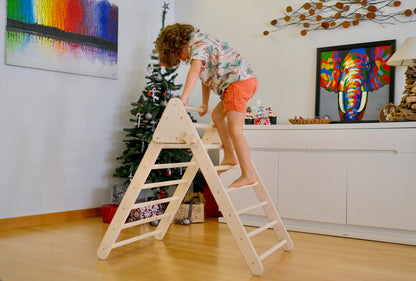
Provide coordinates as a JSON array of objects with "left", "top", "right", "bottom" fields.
[
  {"left": 180, "top": 97, "right": 188, "bottom": 106},
  {"left": 199, "top": 104, "right": 208, "bottom": 117}
]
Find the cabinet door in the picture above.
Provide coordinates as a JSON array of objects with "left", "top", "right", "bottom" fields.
[
  {"left": 278, "top": 151, "right": 347, "bottom": 224},
  {"left": 347, "top": 152, "right": 416, "bottom": 231},
  {"left": 220, "top": 150, "right": 278, "bottom": 216}
]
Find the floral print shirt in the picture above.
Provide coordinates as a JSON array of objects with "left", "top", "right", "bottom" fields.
[{"left": 188, "top": 32, "right": 256, "bottom": 97}]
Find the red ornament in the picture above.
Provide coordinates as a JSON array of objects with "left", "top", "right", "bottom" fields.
[
  {"left": 160, "top": 190, "right": 166, "bottom": 198},
  {"left": 265, "top": 117, "right": 270, "bottom": 125},
  {"left": 147, "top": 92, "right": 151, "bottom": 97},
  {"left": 163, "top": 92, "right": 167, "bottom": 96}
]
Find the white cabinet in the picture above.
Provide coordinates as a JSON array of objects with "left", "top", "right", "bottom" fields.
[
  {"left": 347, "top": 152, "right": 416, "bottom": 231},
  {"left": 277, "top": 151, "right": 347, "bottom": 224},
  {"left": 221, "top": 123, "right": 416, "bottom": 245}
]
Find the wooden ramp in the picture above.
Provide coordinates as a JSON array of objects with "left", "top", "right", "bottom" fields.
[{"left": 97, "top": 98, "right": 293, "bottom": 275}]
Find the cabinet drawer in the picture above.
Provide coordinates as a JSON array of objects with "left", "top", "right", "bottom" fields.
[
  {"left": 245, "top": 129, "right": 310, "bottom": 150},
  {"left": 312, "top": 129, "right": 416, "bottom": 152}
]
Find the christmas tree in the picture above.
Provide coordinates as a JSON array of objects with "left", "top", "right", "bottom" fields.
[{"left": 113, "top": 2, "right": 193, "bottom": 187}]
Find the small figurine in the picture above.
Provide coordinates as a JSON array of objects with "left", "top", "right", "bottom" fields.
[
  {"left": 267, "top": 107, "right": 277, "bottom": 124},
  {"left": 245, "top": 107, "right": 255, "bottom": 124}
]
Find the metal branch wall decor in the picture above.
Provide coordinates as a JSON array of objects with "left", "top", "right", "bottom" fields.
[{"left": 263, "top": 0, "right": 416, "bottom": 37}]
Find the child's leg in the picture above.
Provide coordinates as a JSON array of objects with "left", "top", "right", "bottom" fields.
[
  {"left": 226, "top": 110, "right": 256, "bottom": 187},
  {"left": 211, "top": 101, "right": 238, "bottom": 166},
  {"left": 221, "top": 77, "right": 258, "bottom": 187}
]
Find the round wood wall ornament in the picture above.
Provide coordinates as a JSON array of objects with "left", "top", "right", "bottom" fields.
[{"left": 379, "top": 103, "right": 398, "bottom": 122}]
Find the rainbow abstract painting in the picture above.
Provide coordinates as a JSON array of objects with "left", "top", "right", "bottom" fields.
[{"left": 6, "top": 0, "right": 119, "bottom": 79}]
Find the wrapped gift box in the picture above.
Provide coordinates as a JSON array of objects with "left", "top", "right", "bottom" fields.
[
  {"left": 174, "top": 192, "right": 205, "bottom": 223},
  {"left": 174, "top": 203, "right": 204, "bottom": 223},
  {"left": 127, "top": 208, "right": 141, "bottom": 222},
  {"left": 139, "top": 204, "right": 163, "bottom": 219},
  {"left": 127, "top": 204, "right": 163, "bottom": 222},
  {"left": 112, "top": 184, "right": 128, "bottom": 205}
]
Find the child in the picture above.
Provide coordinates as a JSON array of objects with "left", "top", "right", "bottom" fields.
[{"left": 156, "top": 23, "right": 257, "bottom": 188}]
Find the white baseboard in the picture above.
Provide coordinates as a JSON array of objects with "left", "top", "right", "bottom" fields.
[{"left": 219, "top": 215, "right": 416, "bottom": 246}]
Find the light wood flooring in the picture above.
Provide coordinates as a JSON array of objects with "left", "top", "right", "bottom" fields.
[{"left": 0, "top": 217, "right": 415, "bottom": 281}]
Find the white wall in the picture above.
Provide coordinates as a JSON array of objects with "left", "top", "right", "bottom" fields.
[
  {"left": 0, "top": 0, "right": 175, "bottom": 219},
  {"left": 174, "top": 0, "right": 415, "bottom": 121}
]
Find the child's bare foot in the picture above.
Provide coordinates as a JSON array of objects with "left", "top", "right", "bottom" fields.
[
  {"left": 221, "top": 157, "right": 238, "bottom": 166},
  {"left": 229, "top": 176, "right": 257, "bottom": 188},
  {"left": 217, "top": 159, "right": 238, "bottom": 175}
]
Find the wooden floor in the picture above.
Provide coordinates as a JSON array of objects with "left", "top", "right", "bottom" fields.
[{"left": 0, "top": 217, "right": 415, "bottom": 281}]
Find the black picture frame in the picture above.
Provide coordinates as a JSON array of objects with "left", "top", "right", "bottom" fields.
[{"left": 315, "top": 40, "right": 396, "bottom": 123}]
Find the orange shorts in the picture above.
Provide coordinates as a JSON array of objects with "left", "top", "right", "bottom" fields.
[{"left": 222, "top": 77, "right": 258, "bottom": 113}]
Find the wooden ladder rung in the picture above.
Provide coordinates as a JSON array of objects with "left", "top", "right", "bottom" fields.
[
  {"left": 237, "top": 201, "right": 268, "bottom": 215},
  {"left": 112, "top": 230, "right": 162, "bottom": 249},
  {"left": 204, "top": 144, "right": 223, "bottom": 150},
  {"left": 142, "top": 179, "right": 187, "bottom": 190},
  {"left": 215, "top": 164, "right": 240, "bottom": 172},
  {"left": 227, "top": 182, "right": 259, "bottom": 193},
  {"left": 247, "top": 220, "right": 278, "bottom": 238},
  {"left": 161, "top": 143, "right": 191, "bottom": 149},
  {"left": 122, "top": 213, "right": 170, "bottom": 229},
  {"left": 131, "top": 196, "right": 179, "bottom": 210},
  {"left": 259, "top": 240, "right": 288, "bottom": 261},
  {"left": 185, "top": 105, "right": 212, "bottom": 114},
  {"left": 152, "top": 162, "right": 197, "bottom": 169},
  {"left": 194, "top": 123, "right": 215, "bottom": 130}
]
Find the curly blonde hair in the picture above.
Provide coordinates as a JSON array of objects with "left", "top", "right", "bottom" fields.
[{"left": 155, "top": 23, "right": 196, "bottom": 68}]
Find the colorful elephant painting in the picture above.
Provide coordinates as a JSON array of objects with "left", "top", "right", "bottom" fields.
[{"left": 319, "top": 42, "right": 394, "bottom": 121}]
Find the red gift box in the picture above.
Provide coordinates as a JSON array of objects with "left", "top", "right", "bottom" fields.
[
  {"left": 102, "top": 204, "right": 118, "bottom": 224},
  {"left": 127, "top": 204, "right": 163, "bottom": 222},
  {"left": 103, "top": 203, "right": 163, "bottom": 223},
  {"left": 139, "top": 204, "right": 162, "bottom": 219},
  {"left": 203, "top": 185, "right": 221, "bottom": 217}
]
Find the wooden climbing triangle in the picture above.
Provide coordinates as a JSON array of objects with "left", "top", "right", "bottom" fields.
[{"left": 97, "top": 98, "right": 293, "bottom": 275}]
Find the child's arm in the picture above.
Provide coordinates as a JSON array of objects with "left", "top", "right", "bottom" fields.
[
  {"left": 199, "top": 82, "right": 210, "bottom": 117},
  {"left": 180, "top": 59, "right": 202, "bottom": 106}
]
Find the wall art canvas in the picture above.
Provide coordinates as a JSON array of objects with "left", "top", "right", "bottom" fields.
[
  {"left": 6, "top": 0, "right": 119, "bottom": 79},
  {"left": 316, "top": 40, "right": 395, "bottom": 122}
]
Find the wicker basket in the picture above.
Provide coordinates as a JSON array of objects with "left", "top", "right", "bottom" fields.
[{"left": 289, "top": 118, "right": 332, "bottom": 124}]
